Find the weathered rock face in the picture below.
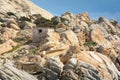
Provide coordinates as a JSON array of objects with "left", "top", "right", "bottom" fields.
[
  {"left": 38, "top": 28, "right": 61, "bottom": 51},
  {"left": 0, "top": 1, "right": 120, "bottom": 79},
  {"left": 91, "top": 29, "right": 112, "bottom": 48},
  {"left": 61, "top": 12, "right": 90, "bottom": 30},
  {"left": 61, "top": 30, "right": 79, "bottom": 46},
  {"left": 0, "top": 0, "right": 53, "bottom": 19},
  {"left": 14, "top": 29, "right": 33, "bottom": 43},
  {"left": 0, "top": 28, "right": 18, "bottom": 41},
  {"left": 60, "top": 51, "right": 120, "bottom": 80},
  {"left": 61, "top": 59, "right": 101, "bottom": 80},
  {"left": 0, "top": 60, "right": 38, "bottom": 80},
  {"left": 15, "top": 55, "right": 45, "bottom": 73},
  {"left": 0, "top": 39, "right": 17, "bottom": 54},
  {"left": 37, "top": 57, "right": 64, "bottom": 80},
  {"left": 98, "top": 17, "right": 117, "bottom": 34},
  {"left": 7, "top": 19, "right": 20, "bottom": 30}
]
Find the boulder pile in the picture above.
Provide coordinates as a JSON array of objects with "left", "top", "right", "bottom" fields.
[{"left": 0, "top": 0, "right": 120, "bottom": 80}]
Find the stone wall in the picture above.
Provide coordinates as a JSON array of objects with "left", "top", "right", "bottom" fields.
[{"left": 32, "top": 28, "right": 54, "bottom": 43}]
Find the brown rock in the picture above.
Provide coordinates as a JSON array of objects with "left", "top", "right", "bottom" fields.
[
  {"left": 7, "top": 20, "right": 20, "bottom": 30},
  {"left": 15, "top": 55, "right": 46, "bottom": 73},
  {"left": 103, "top": 48, "right": 111, "bottom": 55},
  {"left": 9, "top": 23, "right": 20, "bottom": 30},
  {"left": 57, "top": 23, "right": 68, "bottom": 30},
  {"left": 77, "top": 12, "right": 91, "bottom": 23},
  {"left": 0, "top": 0, "right": 53, "bottom": 19},
  {"left": 76, "top": 51, "right": 120, "bottom": 80},
  {"left": 0, "top": 39, "right": 17, "bottom": 54},
  {"left": 61, "top": 30, "right": 79, "bottom": 46},
  {"left": 38, "top": 29, "right": 61, "bottom": 51},
  {"left": 0, "top": 60, "right": 38, "bottom": 80},
  {"left": 76, "top": 31, "right": 86, "bottom": 45},
  {"left": 43, "top": 44, "right": 69, "bottom": 58},
  {"left": 91, "top": 29, "right": 112, "bottom": 48},
  {"left": 1, "top": 28, "right": 18, "bottom": 41},
  {"left": 77, "top": 51, "right": 99, "bottom": 67},
  {"left": 98, "top": 17, "right": 116, "bottom": 34}
]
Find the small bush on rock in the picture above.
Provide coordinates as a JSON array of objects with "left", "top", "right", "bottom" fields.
[
  {"left": 19, "top": 16, "right": 31, "bottom": 22},
  {"left": 84, "top": 41, "right": 97, "bottom": 47},
  {"left": 51, "top": 16, "right": 60, "bottom": 25},
  {"left": 7, "top": 12, "right": 16, "bottom": 16},
  {"left": 34, "top": 17, "right": 57, "bottom": 28}
]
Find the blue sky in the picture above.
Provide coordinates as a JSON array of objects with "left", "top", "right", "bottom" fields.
[{"left": 31, "top": 0, "right": 120, "bottom": 23}]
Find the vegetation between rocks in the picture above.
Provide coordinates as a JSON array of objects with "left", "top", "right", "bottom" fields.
[{"left": 84, "top": 41, "right": 97, "bottom": 47}]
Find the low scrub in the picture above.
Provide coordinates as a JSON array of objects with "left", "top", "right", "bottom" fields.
[
  {"left": 7, "top": 12, "right": 18, "bottom": 19},
  {"left": 7, "top": 12, "right": 16, "bottom": 16},
  {"left": 19, "top": 16, "right": 31, "bottom": 22},
  {"left": 84, "top": 41, "right": 97, "bottom": 47},
  {"left": 34, "top": 17, "right": 57, "bottom": 28}
]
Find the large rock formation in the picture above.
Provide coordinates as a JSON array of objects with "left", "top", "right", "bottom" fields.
[
  {"left": 0, "top": 60, "right": 38, "bottom": 80},
  {"left": 0, "top": 0, "right": 120, "bottom": 80},
  {"left": 0, "top": 0, "right": 53, "bottom": 19}
]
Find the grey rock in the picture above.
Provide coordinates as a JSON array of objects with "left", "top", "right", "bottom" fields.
[
  {"left": 55, "top": 28, "right": 66, "bottom": 33},
  {"left": 98, "top": 17, "right": 116, "bottom": 34},
  {"left": 73, "top": 27, "right": 80, "bottom": 33},
  {"left": 61, "top": 60, "right": 101, "bottom": 80},
  {"left": 110, "top": 19, "right": 118, "bottom": 26},
  {"left": 60, "top": 69, "right": 79, "bottom": 80},
  {"left": 46, "top": 57, "right": 64, "bottom": 74},
  {"left": 90, "top": 23, "right": 109, "bottom": 38},
  {"left": 64, "top": 58, "right": 77, "bottom": 70},
  {"left": 37, "top": 68, "right": 58, "bottom": 80},
  {"left": 36, "top": 57, "right": 64, "bottom": 80},
  {"left": 96, "top": 45, "right": 104, "bottom": 53},
  {"left": 76, "top": 61, "right": 101, "bottom": 80},
  {"left": 0, "top": 60, "right": 38, "bottom": 80},
  {"left": 52, "top": 16, "right": 61, "bottom": 23}
]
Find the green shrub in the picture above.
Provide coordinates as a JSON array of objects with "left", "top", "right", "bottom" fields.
[
  {"left": 29, "top": 47, "right": 39, "bottom": 55},
  {"left": 19, "top": 16, "right": 31, "bottom": 22},
  {"left": 84, "top": 41, "right": 97, "bottom": 47},
  {"left": 7, "top": 12, "right": 15, "bottom": 16},
  {"left": 51, "top": 16, "right": 59, "bottom": 25},
  {"left": 34, "top": 17, "right": 49, "bottom": 24},
  {"left": 7, "top": 12, "right": 18, "bottom": 19},
  {"left": 34, "top": 17, "right": 57, "bottom": 28}
]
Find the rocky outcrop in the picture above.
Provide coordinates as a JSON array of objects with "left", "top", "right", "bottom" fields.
[
  {"left": 7, "top": 19, "right": 20, "bottom": 30},
  {"left": 91, "top": 29, "right": 112, "bottom": 48},
  {"left": 0, "top": 0, "right": 53, "bottom": 19},
  {"left": 0, "top": 39, "right": 17, "bottom": 54},
  {"left": 76, "top": 51, "right": 120, "bottom": 80},
  {"left": 0, "top": 0, "right": 120, "bottom": 79},
  {"left": 0, "top": 60, "right": 38, "bottom": 80},
  {"left": 61, "top": 30, "right": 79, "bottom": 46},
  {"left": 0, "top": 28, "right": 18, "bottom": 41},
  {"left": 37, "top": 57, "right": 64, "bottom": 80}
]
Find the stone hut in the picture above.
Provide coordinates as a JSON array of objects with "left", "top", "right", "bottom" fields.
[{"left": 32, "top": 27, "right": 54, "bottom": 43}]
